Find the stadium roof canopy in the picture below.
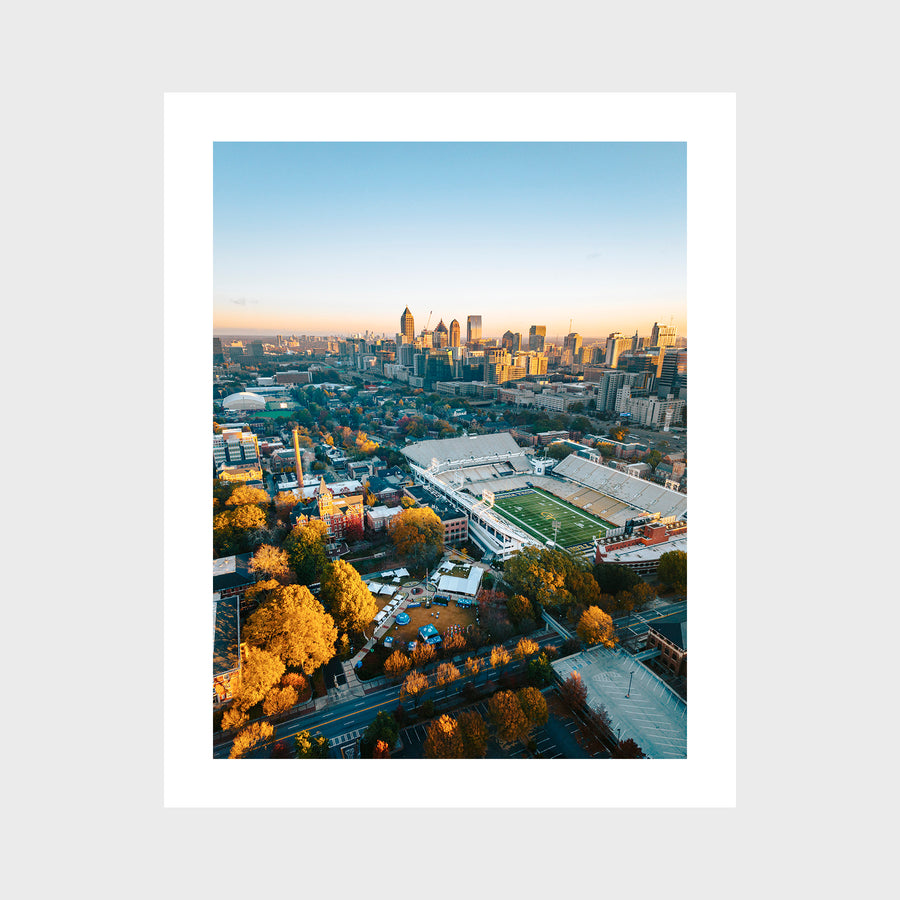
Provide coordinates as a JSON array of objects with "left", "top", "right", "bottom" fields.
[
  {"left": 401, "top": 432, "right": 523, "bottom": 469},
  {"left": 222, "top": 391, "right": 267, "bottom": 411}
]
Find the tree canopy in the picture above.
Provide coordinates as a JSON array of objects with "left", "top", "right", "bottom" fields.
[
  {"left": 318, "top": 559, "right": 377, "bottom": 635},
  {"left": 457, "top": 709, "right": 489, "bottom": 758},
  {"left": 229, "top": 721, "right": 275, "bottom": 759},
  {"left": 226, "top": 485, "right": 271, "bottom": 507},
  {"left": 295, "top": 729, "right": 329, "bottom": 759},
  {"left": 242, "top": 584, "right": 337, "bottom": 674},
  {"left": 488, "top": 690, "right": 531, "bottom": 746},
  {"left": 232, "top": 646, "right": 285, "bottom": 711},
  {"left": 360, "top": 711, "right": 399, "bottom": 758},
  {"left": 262, "top": 684, "right": 298, "bottom": 717},
  {"left": 384, "top": 651, "right": 412, "bottom": 680},
  {"left": 283, "top": 519, "right": 329, "bottom": 586},
  {"left": 388, "top": 507, "right": 445, "bottom": 574},
  {"left": 656, "top": 551, "right": 687, "bottom": 594},
  {"left": 592, "top": 563, "right": 641, "bottom": 596},
  {"left": 504, "top": 546, "right": 578, "bottom": 608},
  {"left": 517, "top": 686, "right": 549, "bottom": 730},
  {"left": 576, "top": 606, "right": 617, "bottom": 648},
  {"left": 249, "top": 544, "right": 290, "bottom": 582},
  {"left": 423, "top": 715, "right": 465, "bottom": 759}
]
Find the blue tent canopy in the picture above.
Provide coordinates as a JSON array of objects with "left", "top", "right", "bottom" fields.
[
  {"left": 396, "top": 612, "right": 410, "bottom": 625},
  {"left": 418, "top": 624, "right": 442, "bottom": 644}
]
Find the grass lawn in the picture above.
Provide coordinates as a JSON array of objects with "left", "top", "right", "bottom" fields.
[
  {"left": 381, "top": 601, "right": 478, "bottom": 646},
  {"left": 492, "top": 487, "right": 613, "bottom": 548}
]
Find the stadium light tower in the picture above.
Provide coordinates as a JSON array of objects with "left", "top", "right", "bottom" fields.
[{"left": 552, "top": 518, "right": 561, "bottom": 544}]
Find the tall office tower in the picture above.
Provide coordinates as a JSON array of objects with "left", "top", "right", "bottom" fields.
[
  {"left": 650, "top": 321, "right": 678, "bottom": 349},
  {"left": 631, "top": 329, "right": 640, "bottom": 351},
  {"left": 501, "top": 330, "right": 516, "bottom": 351},
  {"left": 433, "top": 319, "right": 449, "bottom": 348},
  {"left": 529, "top": 325, "right": 546, "bottom": 352},
  {"left": 213, "top": 337, "right": 225, "bottom": 365},
  {"left": 605, "top": 332, "right": 628, "bottom": 368},
  {"left": 420, "top": 329, "right": 433, "bottom": 349},
  {"left": 400, "top": 306, "right": 415, "bottom": 343},
  {"left": 484, "top": 348, "right": 507, "bottom": 384},
  {"left": 449, "top": 318, "right": 460, "bottom": 347},
  {"left": 527, "top": 354, "right": 548, "bottom": 375},
  {"left": 657, "top": 348, "right": 687, "bottom": 398},
  {"left": 399, "top": 343, "right": 416, "bottom": 367},
  {"left": 467, "top": 315, "right": 482, "bottom": 344},
  {"left": 562, "top": 332, "right": 582, "bottom": 365}
]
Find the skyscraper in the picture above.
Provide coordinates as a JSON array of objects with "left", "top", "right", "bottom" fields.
[
  {"left": 467, "top": 315, "right": 482, "bottom": 344},
  {"left": 528, "top": 325, "right": 546, "bottom": 352},
  {"left": 449, "top": 319, "right": 460, "bottom": 347},
  {"left": 650, "top": 321, "right": 677, "bottom": 349},
  {"left": 434, "top": 319, "right": 449, "bottom": 349},
  {"left": 400, "top": 306, "right": 415, "bottom": 343},
  {"left": 605, "top": 332, "right": 628, "bottom": 368},
  {"left": 562, "top": 332, "right": 582, "bottom": 365}
]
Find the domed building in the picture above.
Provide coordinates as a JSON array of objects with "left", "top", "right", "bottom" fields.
[{"left": 222, "top": 391, "right": 267, "bottom": 412}]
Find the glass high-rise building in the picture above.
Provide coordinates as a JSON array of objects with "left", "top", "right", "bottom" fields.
[
  {"left": 449, "top": 319, "right": 460, "bottom": 347},
  {"left": 467, "top": 315, "right": 482, "bottom": 344},
  {"left": 529, "top": 325, "right": 546, "bottom": 352},
  {"left": 400, "top": 306, "right": 415, "bottom": 343}
]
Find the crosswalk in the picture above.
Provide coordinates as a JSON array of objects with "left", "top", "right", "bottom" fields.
[{"left": 328, "top": 728, "right": 364, "bottom": 748}]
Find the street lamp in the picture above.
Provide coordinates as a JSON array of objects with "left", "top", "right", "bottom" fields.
[{"left": 626, "top": 670, "right": 635, "bottom": 698}]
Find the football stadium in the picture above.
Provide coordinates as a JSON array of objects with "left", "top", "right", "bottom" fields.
[{"left": 401, "top": 432, "right": 686, "bottom": 562}]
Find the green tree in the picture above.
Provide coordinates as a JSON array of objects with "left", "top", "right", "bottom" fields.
[
  {"left": 546, "top": 442, "right": 571, "bottom": 461},
  {"left": 232, "top": 647, "right": 285, "bottom": 711},
  {"left": 506, "top": 594, "right": 535, "bottom": 624},
  {"left": 295, "top": 729, "right": 330, "bottom": 758},
  {"left": 318, "top": 559, "right": 377, "bottom": 634},
  {"left": 657, "top": 550, "right": 687, "bottom": 594},
  {"left": 645, "top": 449, "right": 663, "bottom": 470},
  {"left": 229, "top": 721, "right": 275, "bottom": 759},
  {"left": 283, "top": 519, "right": 330, "bottom": 586},
  {"left": 610, "top": 425, "right": 630, "bottom": 441},
  {"left": 388, "top": 507, "right": 445, "bottom": 574},
  {"left": 423, "top": 714, "right": 465, "bottom": 759},
  {"left": 242, "top": 584, "right": 337, "bottom": 674},
  {"left": 457, "top": 709, "right": 489, "bottom": 758},
  {"left": 611, "top": 738, "right": 646, "bottom": 759},
  {"left": 592, "top": 562, "right": 641, "bottom": 596},
  {"left": 504, "top": 546, "right": 576, "bottom": 608},
  {"left": 526, "top": 652, "right": 553, "bottom": 687},
  {"left": 360, "top": 711, "right": 400, "bottom": 758}
]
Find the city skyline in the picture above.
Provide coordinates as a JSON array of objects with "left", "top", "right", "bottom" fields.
[{"left": 214, "top": 142, "right": 686, "bottom": 337}]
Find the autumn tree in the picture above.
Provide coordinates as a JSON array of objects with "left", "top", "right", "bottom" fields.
[
  {"left": 229, "top": 721, "right": 275, "bottom": 759},
  {"left": 228, "top": 503, "right": 268, "bottom": 533},
  {"left": 488, "top": 690, "right": 530, "bottom": 746},
  {"left": 577, "top": 606, "right": 617, "bottom": 648},
  {"left": 221, "top": 706, "right": 248, "bottom": 731},
  {"left": 516, "top": 686, "right": 549, "bottom": 730},
  {"left": 226, "top": 485, "right": 271, "bottom": 507},
  {"left": 262, "top": 684, "right": 298, "bottom": 717},
  {"left": 283, "top": 519, "right": 330, "bottom": 586},
  {"left": 435, "top": 662, "right": 460, "bottom": 699},
  {"left": 443, "top": 630, "right": 467, "bottom": 653},
  {"left": 232, "top": 646, "right": 285, "bottom": 711},
  {"left": 295, "top": 729, "right": 329, "bottom": 758},
  {"left": 513, "top": 637, "right": 540, "bottom": 665},
  {"left": 401, "top": 670, "right": 429, "bottom": 708},
  {"left": 372, "top": 739, "right": 391, "bottom": 759},
  {"left": 490, "top": 645, "right": 511, "bottom": 673},
  {"left": 457, "top": 709, "right": 489, "bottom": 758},
  {"left": 318, "top": 559, "right": 377, "bottom": 634},
  {"left": 503, "top": 546, "right": 575, "bottom": 608},
  {"left": 423, "top": 715, "right": 465, "bottom": 759},
  {"left": 273, "top": 491, "right": 299, "bottom": 518},
  {"left": 388, "top": 507, "right": 445, "bottom": 574},
  {"left": 611, "top": 738, "right": 646, "bottom": 759},
  {"left": 249, "top": 544, "right": 290, "bottom": 582},
  {"left": 281, "top": 672, "right": 308, "bottom": 693},
  {"left": 559, "top": 670, "right": 587, "bottom": 709},
  {"left": 506, "top": 594, "right": 535, "bottom": 625},
  {"left": 656, "top": 550, "right": 687, "bottom": 594},
  {"left": 616, "top": 582, "right": 656, "bottom": 614},
  {"left": 242, "top": 584, "right": 337, "bottom": 674},
  {"left": 270, "top": 741, "right": 293, "bottom": 759},
  {"left": 384, "top": 651, "right": 412, "bottom": 681},
  {"left": 411, "top": 642, "right": 437, "bottom": 669},
  {"left": 464, "top": 656, "right": 483, "bottom": 679}
]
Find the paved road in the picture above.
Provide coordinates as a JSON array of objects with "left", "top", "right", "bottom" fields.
[
  {"left": 214, "top": 630, "right": 562, "bottom": 759},
  {"left": 613, "top": 600, "right": 686, "bottom": 638}
]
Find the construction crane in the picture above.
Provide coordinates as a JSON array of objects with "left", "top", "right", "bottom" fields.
[{"left": 425, "top": 310, "right": 432, "bottom": 331}]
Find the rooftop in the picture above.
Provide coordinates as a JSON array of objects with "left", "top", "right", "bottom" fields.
[{"left": 552, "top": 646, "right": 687, "bottom": 759}]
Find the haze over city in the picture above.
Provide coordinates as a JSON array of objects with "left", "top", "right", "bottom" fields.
[{"left": 214, "top": 142, "right": 686, "bottom": 338}]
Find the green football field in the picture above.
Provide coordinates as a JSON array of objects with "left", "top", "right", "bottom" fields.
[{"left": 491, "top": 488, "right": 613, "bottom": 549}]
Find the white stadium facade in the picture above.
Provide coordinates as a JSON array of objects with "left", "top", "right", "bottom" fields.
[
  {"left": 401, "top": 432, "right": 686, "bottom": 561},
  {"left": 222, "top": 391, "right": 267, "bottom": 412}
]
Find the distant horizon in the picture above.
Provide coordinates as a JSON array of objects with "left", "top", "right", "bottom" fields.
[{"left": 214, "top": 142, "right": 686, "bottom": 337}]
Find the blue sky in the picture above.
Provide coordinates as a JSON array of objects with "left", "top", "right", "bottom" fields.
[{"left": 214, "top": 142, "right": 686, "bottom": 341}]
